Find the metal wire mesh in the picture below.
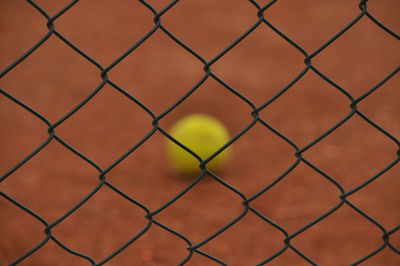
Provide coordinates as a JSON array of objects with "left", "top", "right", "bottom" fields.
[{"left": 1, "top": 0, "right": 399, "bottom": 265}]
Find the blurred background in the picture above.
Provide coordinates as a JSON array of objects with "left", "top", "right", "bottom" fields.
[{"left": 1, "top": 0, "right": 399, "bottom": 265}]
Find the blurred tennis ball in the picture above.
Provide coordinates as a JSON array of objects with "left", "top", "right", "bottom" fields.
[{"left": 166, "top": 114, "right": 231, "bottom": 175}]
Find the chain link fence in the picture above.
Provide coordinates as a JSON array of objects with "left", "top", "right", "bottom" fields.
[{"left": 1, "top": 0, "right": 399, "bottom": 265}]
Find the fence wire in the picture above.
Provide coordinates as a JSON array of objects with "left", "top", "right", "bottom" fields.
[{"left": 1, "top": 0, "right": 399, "bottom": 265}]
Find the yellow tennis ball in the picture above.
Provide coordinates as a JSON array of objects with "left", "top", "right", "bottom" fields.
[{"left": 166, "top": 114, "right": 231, "bottom": 175}]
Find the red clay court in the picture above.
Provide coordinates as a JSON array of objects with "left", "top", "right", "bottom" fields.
[{"left": 1, "top": 0, "right": 399, "bottom": 265}]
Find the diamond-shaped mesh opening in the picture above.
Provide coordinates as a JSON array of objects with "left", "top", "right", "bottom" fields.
[
  {"left": 1, "top": 141, "right": 100, "bottom": 221},
  {"left": 105, "top": 131, "right": 178, "bottom": 210},
  {"left": 52, "top": 185, "right": 149, "bottom": 262},
  {"left": 161, "top": 0, "right": 256, "bottom": 59},
  {"left": 218, "top": 122, "right": 295, "bottom": 196},
  {"left": 154, "top": 174, "right": 245, "bottom": 244},
  {"left": 313, "top": 17, "right": 399, "bottom": 97},
  {"left": 54, "top": 0, "right": 154, "bottom": 65},
  {"left": 212, "top": 25, "right": 305, "bottom": 106},
  {"left": 259, "top": 70, "right": 350, "bottom": 146},
  {"left": 200, "top": 212, "right": 284, "bottom": 265},
  {"left": 1, "top": 0, "right": 399, "bottom": 265},
  {"left": 56, "top": 84, "right": 154, "bottom": 167},
  {"left": 303, "top": 115, "right": 398, "bottom": 189},
  {"left": 251, "top": 163, "right": 339, "bottom": 233},
  {"left": 0, "top": 36, "right": 100, "bottom": 121},
  {"left": 264, "top": 0, "right": 361, "bottom": 51},
  {"left": 292, "top": 205, "right": 385, "bottom": 265},
  {"left": 107, "top": 30, "right": 205, "bottom": 114}
]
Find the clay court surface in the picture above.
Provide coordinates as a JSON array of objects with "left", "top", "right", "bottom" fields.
[{"left": 1, "top": 0, "right": 399, "bottom": 265}]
